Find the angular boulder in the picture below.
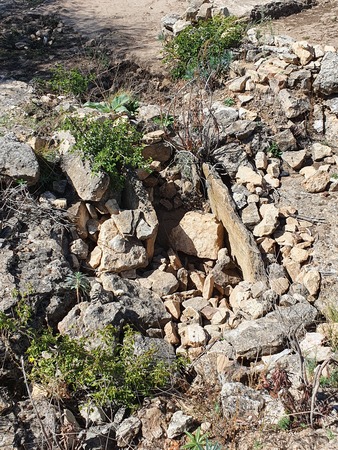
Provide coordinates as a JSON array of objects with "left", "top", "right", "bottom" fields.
[
  {"left": 169, "top": 211, "right": 224, "bottom": 260},
  {"left": 0, "top": 133, "right": 39, "bottom": 185}
]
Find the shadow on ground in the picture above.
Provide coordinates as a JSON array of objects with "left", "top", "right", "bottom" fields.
[{"left": 0, "top": 0, "right": 137, "bottom": 81}]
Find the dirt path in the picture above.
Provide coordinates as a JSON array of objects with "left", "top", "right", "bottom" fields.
[{"left": 37, "top": 0, "right": 188, "bottom": 71}]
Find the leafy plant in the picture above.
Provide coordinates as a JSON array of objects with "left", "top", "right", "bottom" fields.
[
  {"left": 267, "top": 142, "right": 282, "bottom": 158},
  {"left": 276, "top": 415, "right": 291, "bottom": 431},
  {"left": 49, "top": 64, "right": 94, "bottom": 97},
  {"left": 65, "top": 271, "right": 90, "bottom": 303},
  {"left": 330, "top": 173, "right": 338, "bottom": 180},
  {"left": 152, "top": 114, "right": 175, "bottom": 130},
  {"left": 320, "top": 368, "right": 338, "bottom": 388},
  {"left": 26, "top": 325, "right": 175, "bottom": 409},
  {"left": 163, "top": 16, "right": 243, "bottom": 80},
  {"left": 223, "top": 97, "right": 235, "bottom": 107},
  {"left": 84, "top": 92, "right": 139, "bottom": 116},
  {"left": 182, "top": 427, "right": 208, "bottom": 449},
  {"left": 63, "top": 116, "right": 148, "bottom": 189}
]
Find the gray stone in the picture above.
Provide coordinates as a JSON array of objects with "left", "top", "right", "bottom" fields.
[
  {"left": 223, "top": 302, "right": 317, "bottom": 359},
  {"left": 167, "top": 410, "right": 193, "bottom": 439},
  {"left": 241, "top": 203, "right": 261, "bottom": 229},
  {"left": 146, "top": 269, "right": 179, "bottom": 296},
  {"left": 100, "top": 273, "right": 171, "bottom": 331},
  {"left": 211, "top": 143, "right": 248, "bottom": 179},
  {"left": 314, "top": 52, "right": 338, "bottom": 95},
  {"left": 278, "top": 89, "right": 310, "bottom": 119},
  {"left": 0, "top": 133, "right": 40, "bottom": 185},
  {"left": 274, "top": 129, "right": 297, "bottom": 152},
  {"left": 116, "top": 416, "right": 141, "bottom": 447},
  {"left": 59, "top": 132, "right": 110, "bottom": 202}
]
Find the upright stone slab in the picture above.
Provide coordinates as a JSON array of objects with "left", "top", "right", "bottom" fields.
[{"left": 203, "top": 163, "right": 267, "bottom": 283}]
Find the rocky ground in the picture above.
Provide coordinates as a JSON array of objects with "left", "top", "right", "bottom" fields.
[{"left": 2, "top": 0, "right": 338, "bottom": 449}]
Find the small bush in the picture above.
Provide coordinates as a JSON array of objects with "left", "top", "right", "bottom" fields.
[
  {"left": 84, "top": 91, "right": 139, "bottom": 116},
  {"left": 49, "top": 64, "right": 95, "bottom": 97},
  {"left": 163, "top": 16, "right": 243, "bottom": 80},
  {"left": 63, "top": 116, "right": 148, "bottom": 189},
  {"left": 26, "top": 325, "right": 175, "bottom": 409}
]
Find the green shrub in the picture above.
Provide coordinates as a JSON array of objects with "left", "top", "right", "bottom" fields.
[
  {"left": 163, "top": 16, "right": 243, "bottom": 80},
  {"left": 84, "top": 92, "right": 139, "bottom": 116},
  {"left": 26, "top": 325, "right": 175, "bottom": 409},
  {"left": 63, "top": 116, "right": 148, "bottom": 189},
  {"left": 49, "top": 64, "right": 95, "bottom": 97}
]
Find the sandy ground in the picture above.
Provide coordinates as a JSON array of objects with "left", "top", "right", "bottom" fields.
[{"left": 35, "top": 0, "right": 338, "bottom": 72}]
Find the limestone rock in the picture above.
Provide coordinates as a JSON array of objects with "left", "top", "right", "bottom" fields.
[
  {"left": 116, "top": 417, "right": 141, "bottom": 448},
  {"left": 0, "top": 133, "right": 40, "bottom": 186},
  {"left": 255, "top": 151, "right": 268, "bottom": 170},
  {"left": 278, "top": 89, "right": 310, "bottom": 119},
  {"left": 100, "top": 273, "right": 171, "bottom": 330},
  {"left": 164, "top": 321, "right": 180, "bottom": 345},
  {"left": 311, "top": 143, "right": 332, "bottom": 161},
  {"left": 282, "top": 150, "right": 307, "bottom": 170},
  {"left": 167, "top": 411, "right": 193, "bottom": 439},
  {"left": 70, "top": 239, "right": 89, "bottom": 260},
  {"left": 146, "top": 269, "right": 179, "bottom": 296},
  {"left": 169, "top": 211, "right": 224, "bottom": 260},
  {"left": 313, "top": 52, "right": 338, "bottom": 95},
  {"left": 211, "top": 143, "right": 248, "bottom": 179},
  {"left": 59, "top": 133, "right": 110, "bottom": 201},
  {"left": 179, "top": 323, "right": 209, "bottom": 348},
  {"left": 300, "top": 269, "right": 321, "bottom": 296},
  {"left": 241, "top": 203, "right": 261, "bottom": 229},
  {"left": 98, "top": 219, "right": 148, "bottom": 272},
  {"left": 223, "top": 302, "right": 317, "bottom": 359},
  {"left": 302, "top": 170, "right": 330, "bottom": 193},
  {"left": 253, "top": 204, "right": 279, "bottom": 237},
  {"left": 203, "top": 164, "right": 267, "bottom": 283},
  {"left": 228, "top": 75, "right": 249, "bottom": 92},
  {"left": 291, "top": 41, "right": 315, "bottom": 65},
  {"left": 236, "top": 166, "right": 263, "bottom": 186}
]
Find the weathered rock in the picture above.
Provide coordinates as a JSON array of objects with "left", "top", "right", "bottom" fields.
[
  {"left": 299, "top": 332, "right": 332, "bottom": 362},
  {"left": 122, "top": 177, "right": 159, "bottom": 260},
  {"left": 236, "top": 166, "right": 263, "bottom": 186},
  {"left": 298, "top": 269, "right": 321, "bottom": 296},
  {"left": 242, "top": 203, "right": 261, "bottom": 229},
  {"left": 313, "top": 52, "right": 338, "bottom": 95},
  {"left": 59, "top": 132, "right": 110, "bottom": 201},
  {"left": 228, "top": 75, "right": 249, "bottom": 92},
  {"left": 278, "top": 89, "right": 310, "bottom": 118},
  {"left": 203, "top": 164, "right": 267, "bottom": 283},
  {"left": 166, "top": 411, "right": 193, "bottom": 439},
  {"left": 0, "top": 133, "right": 40, "bottom": 185},
  {"left": 116, "top": 416, "right": 141, "bottom": 448},
  {"left": 70, "top": 238, "right": 89, "bottom": 260},
  {"left": 223, "top": 302, "right": 317, "bottom": 359},
  {"left": 164, "top": 321, "right": 180, "bottom": 345},
  {"left": 100, "top": 273, "right": 171, "bottom": 331},
  {"left": 97, "top": 219, "right": 148, "bottom": 272},
  {"left": 58, "top": 300, "right": 124, "bottom": 339},
  {"left": 253, "top": 204, "right": 279, "bottom": 237},
  {"left": 179, "top": 323, "right": 209, "bottom": 348},
  {"left": 311, "top": 143, "right": 332, "bottom": 161},
  {"left": 146, "top": 269, "right": 179, "bottom": 296},
  {"left": 169, "top": 211, "right": 224, "bottom": 260},
  {"left": 291, "top": 41, "right": 315, "bottom": 65},
  {"left": 302, "top": 170, "right": 330, "bottom": 193},
  {"left": 211, "top": 143, "right": 248, "bottom": 179},
  {"left": 282, "top": 150, "right": 307, "bottom": 170},
  {"left": 255, "top": 151, "right": 268, "bottom": 170}
]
